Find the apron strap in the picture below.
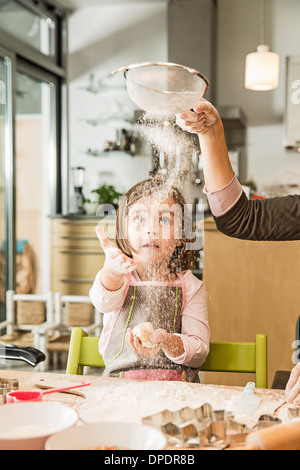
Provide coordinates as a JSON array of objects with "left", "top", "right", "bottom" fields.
[{"left": 105, "top": 285, "right": 137, "bottom": 365}]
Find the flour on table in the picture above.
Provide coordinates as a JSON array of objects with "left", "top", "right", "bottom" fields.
[
  {"left": 78, "top": 380, "right": 288, "bottom": 429},
  {"left": 79, "top": 381, "right": 228, "bottom": 424}
]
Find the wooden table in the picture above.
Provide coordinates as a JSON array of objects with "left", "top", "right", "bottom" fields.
[{"left": 0, "top": 369, "right": 286, "bottom": 450}]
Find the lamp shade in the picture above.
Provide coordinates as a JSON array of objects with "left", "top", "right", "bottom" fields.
[{"left": 245, "top": 45, "right": 279, "bottom": 90}]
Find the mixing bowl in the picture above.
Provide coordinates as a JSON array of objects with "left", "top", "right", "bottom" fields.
[
  {"left": 45, "top": 421, "right": 167, "bottom": 450},
  {"left": 0, "top": 402, "right": 78, "bottom": 450}
]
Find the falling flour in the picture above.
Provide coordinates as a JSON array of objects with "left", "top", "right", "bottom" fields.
[{"left": 138, "top": 112, "right": 199, "bottom": 190}]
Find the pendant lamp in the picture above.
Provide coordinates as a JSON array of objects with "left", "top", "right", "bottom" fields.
[{"left": 244, "top": 0, "right": 279, "bottom": 91}]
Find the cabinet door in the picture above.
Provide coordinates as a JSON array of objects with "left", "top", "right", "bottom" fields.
[
  {"left": 52, "top": 219, "right": 115, "bottom": 239},
  {"left": 50, "top": 218, "right": 114, "bottom": 295},
  {"left": 51, "top": 278, "right": 95, "bottom": 296},
  {"left": 203, "top": 220, "right": 300, "bottom": 388},
  {"left": 52, "top": 232, "right": 101, "bottom": 250},
  {"left": 52, "top": 249, "right": 105, "bottom": 278}
]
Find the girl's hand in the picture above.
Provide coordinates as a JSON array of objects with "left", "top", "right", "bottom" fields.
[
  {"left": 96, "top": 226, "right": 140, "bottom": 290},
  {"left": 176, "top": 98, "right": 221, "bottom": 135},
  {"left": 151, "top": 329, "right": 184, "bottom": 358},
  {"left": 126, "top": 327, "right": 184, "bottom": 358},
  {"left": 125, "top": 328, "right": 160, "bottom": 357}
]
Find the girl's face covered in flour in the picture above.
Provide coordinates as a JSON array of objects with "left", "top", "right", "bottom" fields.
[
  {"left": 127, "top": 195, "right": 182, "bottom": 269},
  {"left": 116, "top": 176, "right": 196, "bottom": 279}
]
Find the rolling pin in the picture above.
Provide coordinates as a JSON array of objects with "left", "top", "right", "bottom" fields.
[{"left": 245, "top": 418, "right": 300, "bottom": 450}]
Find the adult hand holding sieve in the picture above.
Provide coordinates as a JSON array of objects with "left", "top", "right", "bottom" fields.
[
  {"left": 96, "top": 226, "right": 140, "bottom": 291},
  {"left": 175, "top": 98, "right": 219, "bottom": 135}
]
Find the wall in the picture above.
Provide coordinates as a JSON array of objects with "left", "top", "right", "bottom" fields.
[
  {"left": 68, "top": 2, "right": 168, "bottom": 202},
  {"left": 217, "top": 0, "right": 300, "bottom": 191}
]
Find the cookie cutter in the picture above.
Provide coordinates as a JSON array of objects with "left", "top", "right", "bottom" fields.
[
  {"left": 0, "top": 378, "right": 19, "bottom": 390},
  {"left": 256, "top": 414, "right": 282, "bottom": 430},
  {"left": 0, "top": 387, "right": 11, "bottom": 405},
  {"left": 288, "top": 407, "right": 300, "bottom": 419},
  {"left": 142, "top": 403, "right": 252, "bottom": 448},
  {"left": 0, "top": 378, "right": 19, "bottom": 405}
]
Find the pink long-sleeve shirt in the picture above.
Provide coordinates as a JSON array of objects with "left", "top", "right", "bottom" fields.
[
  {"left": 204, "top": 175, "right": 242, "bottom": 217},
  {"left": 89, "top": 269, "right": 210, "bottom": 368}
]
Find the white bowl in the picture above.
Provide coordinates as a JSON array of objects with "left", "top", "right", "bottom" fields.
[
  {"left": 0, "top": 402, "right": 78, "bottom": 450},
  {"left": 45, "top": 421, "right": 167, "bottom": 450}
]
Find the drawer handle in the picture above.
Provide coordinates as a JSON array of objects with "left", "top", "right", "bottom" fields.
[
  {"left": 58, "top": 278, "right": 94, "bottom": 283},
  {"left": 60, "top": 235, "right": 97, "bottom": 240},
  {"left": 59, "top": 235, "right": 114, "bottom": 241},
  {"left": 58, "top": 249, "right": 102, "bottom": 255},
  {"left": 60, "top": 221, "right": 99, "bottom": 226},
  {"left": 59, "top": 220, "right": 115, "bottom": 226}
]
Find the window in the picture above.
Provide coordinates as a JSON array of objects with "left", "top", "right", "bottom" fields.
[
  {"left": 0, "top": 0, "right": 57, "bottom": 58},
  {"left": 0, "top": 0, "right": 67, "bottom": 299}
]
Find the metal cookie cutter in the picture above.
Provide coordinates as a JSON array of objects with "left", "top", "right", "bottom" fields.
[
  {"left": 288, "top": 407, "right": 300, "bottom": 419},
  {"left": 256, "top": 414, "right": 282, "bottom": 430},
  {"left": 225, "top": 418, "right": 253, "bottom": 447},
  {"left": 142, "top": 403, "right": 250, "bottom": 449},
  {"left": 0, "top": 378, "right": 19, "bottom": 405},
  {"left": 0, "top": 387, "right": 11, "bottom": 405}
]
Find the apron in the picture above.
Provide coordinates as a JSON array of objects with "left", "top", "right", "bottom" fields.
[{"left": 102, "top": 274, "right": 200, "bottom": 382}]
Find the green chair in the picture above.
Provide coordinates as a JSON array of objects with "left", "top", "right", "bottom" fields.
[
  {"left": 201, "top": 334, "right": 268, "bottom": 388},
  {"left": 66, "top": 328, "right": 267, "bottom": 389},
  {"left": 66, "top": 327, "right": 104, "bottom": 375}
]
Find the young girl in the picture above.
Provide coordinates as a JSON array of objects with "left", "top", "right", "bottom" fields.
[{"left": 89, "top": 176, "right": 210, "bottom": 382}]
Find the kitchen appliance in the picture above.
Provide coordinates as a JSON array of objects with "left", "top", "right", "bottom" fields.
[
  {"left": 0, "top": 344, "right": 45, "bottom": 367},
  {"left": 70, "top": 166, "right": 85, "bottom": 215},
  {"left": 112, "top": 62, "right": 209, "bottom": 115}
]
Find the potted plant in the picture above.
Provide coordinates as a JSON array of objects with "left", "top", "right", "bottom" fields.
[{"left": 84, "top": 184, "right": 123, "bottom": 215}]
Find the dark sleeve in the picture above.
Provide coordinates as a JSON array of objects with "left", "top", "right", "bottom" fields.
[{"left": 213, "top": 191, "right": 300, "bottom": 241}]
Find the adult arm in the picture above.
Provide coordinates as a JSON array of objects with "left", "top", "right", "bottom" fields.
[{"left": 176, "top": 100, "right": 300, "bottom": 241}]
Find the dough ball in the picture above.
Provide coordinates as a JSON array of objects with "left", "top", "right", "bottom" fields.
[{"left": 132, "top": 322, "right": 156, "bottom": 348}]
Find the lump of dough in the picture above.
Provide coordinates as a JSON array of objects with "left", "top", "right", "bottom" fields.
[{"left": 132, "top": 322, "right": 157, "bottom": 348}]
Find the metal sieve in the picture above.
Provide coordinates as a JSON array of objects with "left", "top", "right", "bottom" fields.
[{"left": 112, "top": 62, "right": 209, "bottom": 115}]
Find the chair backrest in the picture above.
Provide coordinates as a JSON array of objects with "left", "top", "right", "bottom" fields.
[
  {"left": 67, "top": 329, "right": 267, "bottom": 387},
  {"left": 66, "top": 327, "right": 104, "bottom": 375},
  {"left": 54, "top": 293, "right": 102, "bottom": 332},
  {"left": 5, "top": 290, "right": 54, "bottom": 333},
  {"left": 201, "top": 334, "right": 267, "bottom": 388}
]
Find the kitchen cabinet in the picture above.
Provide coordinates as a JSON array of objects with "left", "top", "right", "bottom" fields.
[
  {"left": 50, "top": 217, "right": 115, "bottom": 296},
  {"left": 202, "top": 219, "right": 299, "bottom": 388}
]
